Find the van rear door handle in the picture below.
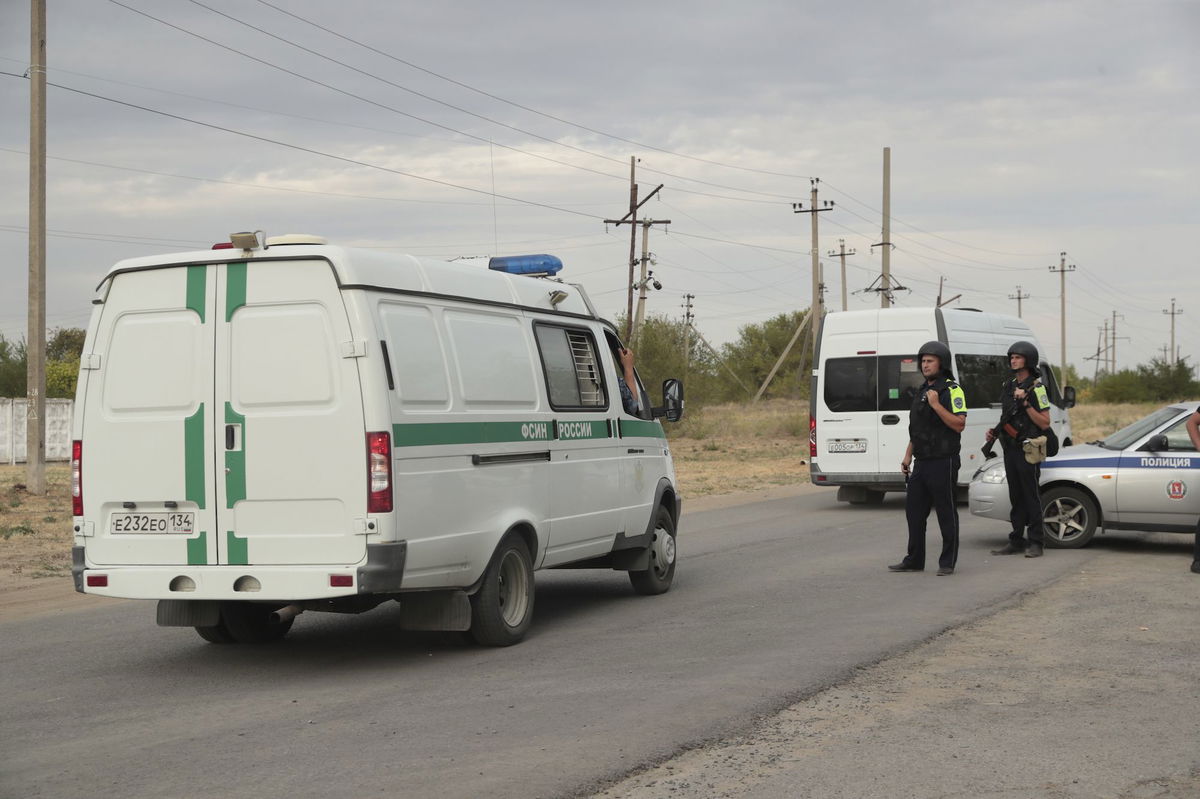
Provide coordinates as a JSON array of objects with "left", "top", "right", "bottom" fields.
[{"left": 881, "top": 414, "right": 900, "bottom": 425}]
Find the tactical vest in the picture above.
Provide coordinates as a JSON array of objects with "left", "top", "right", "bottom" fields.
[
  {"left": 908, "top": 376, "right": 965, "bottom": 459},
  {"left": 1000, "top": 375, "right": 1049, "bottom": 442}
]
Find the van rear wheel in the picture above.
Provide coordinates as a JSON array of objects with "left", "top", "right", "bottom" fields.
[
  {"left": 218, "top": 601, "right": 294, "bottom": 644},
  {"left": 194, "top": 619, "right": 235, "bottom": 644},
  {"left": 629, "top": 506, "right": 677, "bottom": 595},
  {"left": 469, "top": 533, "right": 535, "bottom": 646}
]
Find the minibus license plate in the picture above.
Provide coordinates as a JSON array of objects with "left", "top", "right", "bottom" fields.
[
  {"left": 827, "top": 440, "right": 867, "bottom": 453},
  {"left": 110, "top": 512, "right": 194, "bottom": 534}
]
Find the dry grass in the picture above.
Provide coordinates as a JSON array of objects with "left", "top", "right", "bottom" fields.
[
  {"left": 0, "top": 401, "right": 1161, "bottom": 586},
  {"left": 0, "top": 464, "right": 73, "bottom": 582}
]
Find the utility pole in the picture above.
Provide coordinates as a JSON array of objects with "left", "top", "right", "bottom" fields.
[
  {"left": 1110, "top": 311, "right": 1126, "bottom": 373},
  {"left": 1048, "top": 253, "right": 1075, "bottom": 384},
  {"left": 26, "top": 0, "right": 47, "bottom": 495},
  {"left": 1163, "top": 298, "right": 1182, "bottom": 365},
  {"left": 631, "top": 218, "right": 670, "bottom": 348},
  {"left": 792, "top": 178, "right": 833, "bottom": 359},
  {"left": 604, "top": 157, "right": 663, "bottom": 342},
  {"left": 1096, "top": 321, "right": 1108, "bottom": 381},
  {"left": 827, "top": 239, "right": 856, "bottom": 312},
  {"left": 1008, "top": 285, "right": 1029, "bottom": 318},
  {"left": 879, "top": 147, "right": 892, "bottom": 308},
  {"left": 681, "top": 293, "right": 695, "bottom": 375}
]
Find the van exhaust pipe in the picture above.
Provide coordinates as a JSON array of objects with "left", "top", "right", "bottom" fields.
[{"left": 270, "top": 604, "right": 304, "bottom": 624}]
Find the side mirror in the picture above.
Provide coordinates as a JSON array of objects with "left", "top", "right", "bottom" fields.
[
  {"left": 1140, "top": 433, "right": 1169, "bottom": 452},
  {"left": 1062, "top": 386, "right": 1076, "bottom": 409},
  {"left": 652, "top": 378, "right": 685, "bottom": 422}
]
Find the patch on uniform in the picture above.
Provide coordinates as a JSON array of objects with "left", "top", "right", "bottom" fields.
[
  {"left": 1166, "top": 480, "right": 1187, "bottom": 501},
  {"left": 953, "top": 396, "right": 964, "bottom": 410}
]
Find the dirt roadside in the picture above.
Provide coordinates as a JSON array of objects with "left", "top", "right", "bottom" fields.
[{"left": 588, "top": 543, "right": 1200, "bottom": 799}]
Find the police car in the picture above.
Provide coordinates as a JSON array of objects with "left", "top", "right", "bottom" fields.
[{"left": 969, "top": 402, "right": 1200, "bottom": 547}]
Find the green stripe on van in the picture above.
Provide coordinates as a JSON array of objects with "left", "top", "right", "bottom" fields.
[
  {"left": 225, "top": 261, "right": 246, "bottom": 322},
  {"left": 392, "top": 419, "right": 616, "bottom": 447},
  {"left": 184, "top": 404, "right": 205, "bottom": 509},
  {"left": 187, "top": 530, "right": 207, "bottom": 566},
  {"left": 226, "top": 531, "right": 248, "bottom": 566},
  {"left": 618, "top": 419, "right": 665, "bottom": 439},
  {"left": 186, "top": 265, "right": 206, "bottom": 322},
  {"left": 225, "top": 403, "right": 246, "bottom": 507}
]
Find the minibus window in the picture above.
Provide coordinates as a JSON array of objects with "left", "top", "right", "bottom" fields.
[
  {"left": 954, "top": 354, "right": 1009, "bottom": 408},
  {"left": 878, "top": 356, "right": 925, "bottom": 411},
  {"left": 824, "top": 357, "right": 877, "bottom": 412}
]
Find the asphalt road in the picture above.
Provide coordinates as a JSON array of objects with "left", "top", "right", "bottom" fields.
[{"left": 1, "top": 488, "right": 1101, "bottom": 799}]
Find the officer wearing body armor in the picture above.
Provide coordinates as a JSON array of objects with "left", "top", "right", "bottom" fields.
[
  {"left": 889, "top": 341, "right": 968, "bottom": 576},
  {"left": 988, "top": 340, "right": 1052, "bottom": 558}
]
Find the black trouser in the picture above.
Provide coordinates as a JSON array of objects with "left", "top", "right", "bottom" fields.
[
  {"left": 903, "top": 456, "right": 959, "bottom": 570},
  {"left": 1193, "top": 518, "right": 1200, "bottom": 564},
  {"left": 1003, "top": 442, "right": 1044, "bottom": 546}
]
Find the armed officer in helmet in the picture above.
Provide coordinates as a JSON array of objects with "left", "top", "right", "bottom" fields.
[
  {"left": 988, "top": 341, "right": 1052, "bottom": 558},
  {"left": 889, "top": 341, "right": 967, "bottom": 576}
]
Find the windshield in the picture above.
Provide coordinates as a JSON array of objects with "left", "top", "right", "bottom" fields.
[{"left": 1100, "top": 406, "right": 1184, "bottom": 450}]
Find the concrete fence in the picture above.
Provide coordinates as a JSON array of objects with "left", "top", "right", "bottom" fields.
[{"left": 0, "top": 398, "right": 74, "bottom": 464}]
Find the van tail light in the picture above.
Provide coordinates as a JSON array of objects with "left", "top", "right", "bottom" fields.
[
  {"left": 367, "top": 432, "right": 393, "bottom": 513},
  {"left": 72, "top": 440, "right": 83, "bottom": 516},
  {"left": 808, "top": 417, "right": 817, "bottom": 459}
]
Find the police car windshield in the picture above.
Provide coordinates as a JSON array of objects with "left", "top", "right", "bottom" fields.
[{"left": 1099, "top": 406, "right": 1183, "bottom": 450}]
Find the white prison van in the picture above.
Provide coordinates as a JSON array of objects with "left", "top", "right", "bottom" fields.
[
  {"left": 810, "top": 307, "right": 1074, "bottom": 504},
  {"left": 70, "top": 233, "right": 684, "bottom": 646}
]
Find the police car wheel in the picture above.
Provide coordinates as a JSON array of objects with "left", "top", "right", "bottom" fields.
[
  {"left": 469, "top": 532, "right": 535, "bottom": 647},
  {"left": 629, "top": 506, "right": 677, "bottom": 596},
  {"left": 219, "top": 601, "right": 295, "bottom": 644},
  {"left": 1041, "top": 487, "right": 1098, "bottom": 549}
]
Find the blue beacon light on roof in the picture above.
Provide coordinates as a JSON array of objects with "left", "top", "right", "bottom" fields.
[{"left": 487, "top": 254, "right": 563, "bottom": 276}]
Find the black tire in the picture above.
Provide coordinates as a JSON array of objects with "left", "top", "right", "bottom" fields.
[
  {"left": 219, "top": 601, "right": 295, "bottom": 644},
  {"left": 1041, "top": 486, "right": 1099, "bottom": 549},
  {"left": 469, "top": 533, "right": 535, "bottom": 646},
  {"left": 863, "top": 490, "right": 885, "bottom": 506},
  {"left": 629, "top": 506, "right": 677, "bottom": 596},
  {"left": 194, "top": 618, "right": 235, "bottom": 644}
]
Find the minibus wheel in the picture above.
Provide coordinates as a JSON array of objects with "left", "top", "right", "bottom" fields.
[
  {"left": 629, "top": 506, "right": 676, "bottom": 595},
  {"left": 219, "top": 601, "right": 295, "bottom": 644},
  {"left": 469, "top": 533, "right": 535, "bottom": 646}
]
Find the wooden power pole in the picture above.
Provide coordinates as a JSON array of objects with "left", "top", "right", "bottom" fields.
[{"left": 27, "top": 0, "right": 47, "bottom": 494}]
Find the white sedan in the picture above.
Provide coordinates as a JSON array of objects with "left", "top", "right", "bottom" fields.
[{"left": 968, "top": 403, "right": 1200, "bottom": 547}]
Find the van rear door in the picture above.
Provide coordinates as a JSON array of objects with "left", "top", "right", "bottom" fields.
[
  {"left": 83, "top": 257, "right": 368, "bottom": 569},
  {"left": 212, "top": 259, "right": 368, "bottom": 566},
  {"left": 81, "top": 266, "right": 219, "bottom": 567}
]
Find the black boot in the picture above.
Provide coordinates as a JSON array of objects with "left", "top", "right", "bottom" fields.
[
  {"left": 1025, "top": 542, "right": 1044, "bottom": 558},
  {"left": 991, "top": 542, "right": 1024, "bottom": 556}
]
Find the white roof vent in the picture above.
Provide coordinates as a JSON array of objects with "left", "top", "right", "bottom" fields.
[{"left": 265, "top": 234, "right": 328, "bottom": 246}]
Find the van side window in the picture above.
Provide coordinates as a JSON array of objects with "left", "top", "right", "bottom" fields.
[
  {"left": 955, "top": 354, "right": 1009, "bottom": 409},
  {"left": 534, "top": 325, "right": 606, "bottom": 410},
  {"left": 824, "top": 357, "right": 877, "bottom": 412},
  {"left": 878, "top": 356, "right": 925, "bottom": 411}
]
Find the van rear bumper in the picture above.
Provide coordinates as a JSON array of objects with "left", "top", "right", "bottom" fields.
[
  {"left": 71, "top": 543, "right": 406, "bottom": 601},
  {"left": 809, "top": 467, "right": 906, "bottom": 491}
]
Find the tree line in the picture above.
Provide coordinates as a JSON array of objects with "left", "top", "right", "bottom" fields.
[{"left": 1, "top": 318, "right": 1195, "bottom": 406}]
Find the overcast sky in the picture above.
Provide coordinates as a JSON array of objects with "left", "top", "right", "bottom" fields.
[{"left": 2, "top": 0, "right": 1197, "bottom": 375}]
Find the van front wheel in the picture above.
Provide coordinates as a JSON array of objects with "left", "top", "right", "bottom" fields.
[
  {"left": 629, "top": 506, "right": 677, "bottom": 595},
  {"left": 469, "top": 533, "right": 535, "bottom": 646}
]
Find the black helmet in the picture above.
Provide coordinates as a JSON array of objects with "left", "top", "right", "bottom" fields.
[
  {"left": 1007, "top": 340, "right": 1040, "bottom": 373},
  {"left": 917, "top": 340, "right": 952, "bottom": 376}
]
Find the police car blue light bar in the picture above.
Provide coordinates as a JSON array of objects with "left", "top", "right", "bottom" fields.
[{"left": 488, "top": 254, "right": 563, "bottom": 276}]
